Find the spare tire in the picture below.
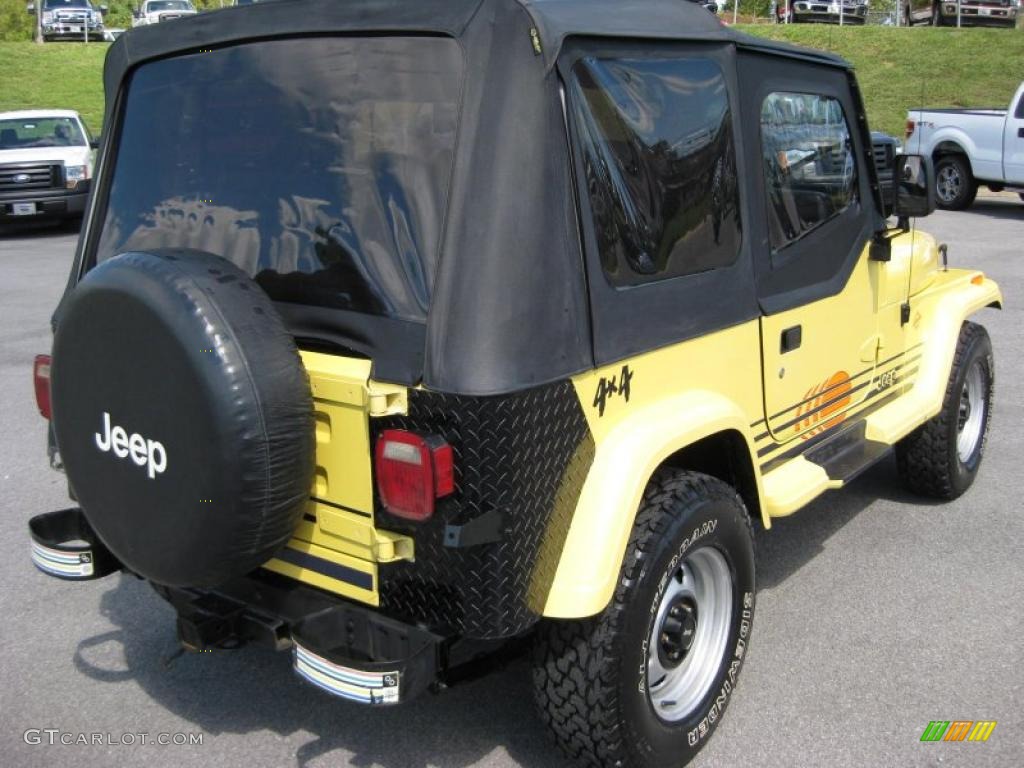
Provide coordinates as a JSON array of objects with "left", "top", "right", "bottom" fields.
[{"left": 50, "top": 249, "right": 314, "bottom": 587}]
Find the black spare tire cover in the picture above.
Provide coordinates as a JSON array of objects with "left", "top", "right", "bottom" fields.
[{"left": 50, "top": 249, "right": 315, "bottom": 587}]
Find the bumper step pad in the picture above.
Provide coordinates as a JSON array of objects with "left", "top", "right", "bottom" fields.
[
  {"left": 29, "top": 508, "right": 121, "bottom": 580},
  {"left": 294, "top": 643, "right": 401, "bottom": 704}
]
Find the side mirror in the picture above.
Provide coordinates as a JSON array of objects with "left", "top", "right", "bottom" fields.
[
  {"left": 89, "top": 135, "right": 101, "bottom": 149},
  {"left": 99, "top": 4, "right": 108, "bottom": 13},
  {"left": 892, "top": 153, "right": 936, "bottom": 219},
  {"left": 26, "top": 3, "right": 36, "bottom": 14}
]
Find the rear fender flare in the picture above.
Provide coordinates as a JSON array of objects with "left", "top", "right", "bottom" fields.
[{"left": 542, "top": 390, "right": 763, "bottom": 619}]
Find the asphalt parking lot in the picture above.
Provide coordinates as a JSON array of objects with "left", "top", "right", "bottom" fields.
[{"left": 1, "top": 196, "right": 1021, "bottom": 768}]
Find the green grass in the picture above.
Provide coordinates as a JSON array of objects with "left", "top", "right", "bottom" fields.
[
  {"left": 739, "top": 26, "right": 1024, "bottom": 138},
  {"left": 0, "top": 42, "right": 108, "bottom": 135},
  {"left": 1, "top": 28, "right": 1023, "bottom": 140}
]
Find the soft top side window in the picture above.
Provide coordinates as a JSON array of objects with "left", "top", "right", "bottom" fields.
[
  {"left": 569, "top": 55, "right": 741, "bottom": 287},
  {"left": 759, "top": 92, "right": 857, "bottom": 252}
]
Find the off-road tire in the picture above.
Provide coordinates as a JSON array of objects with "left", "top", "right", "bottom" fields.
[
  {"left": 532, "top": 471, "right": 756, "bottom": 768},
  {"left": 934, "top": 155, "right": 977, "bottom": 211},
  {"left": 896, "top": 322, "right": 993, "bottom": 500}
]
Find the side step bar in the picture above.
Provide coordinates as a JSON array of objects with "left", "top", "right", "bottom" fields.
[{"left": 805, "top": 422, "right": 892, "bottom": 484}]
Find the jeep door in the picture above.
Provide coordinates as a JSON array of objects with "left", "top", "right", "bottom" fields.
[{"left": 737, "top": 54, "right": 906, "bottom": 451}]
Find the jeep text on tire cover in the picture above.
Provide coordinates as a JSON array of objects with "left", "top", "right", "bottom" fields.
[
  {"left": 26, "top": 2, "right": 1002, "bottom": 767},
  {"left": 94, "top": 412, "right": 167, "bottom": 479}
]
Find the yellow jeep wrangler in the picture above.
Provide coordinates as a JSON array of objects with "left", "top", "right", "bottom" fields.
[{"left": 29, "top": 1, "right": 1001, "bottom": 766}]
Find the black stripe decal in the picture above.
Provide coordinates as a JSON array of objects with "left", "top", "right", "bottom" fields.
[
  {"left": 770, "top": 375, "right": 876, "bottom": 436},
  {"left": 759, "top": 388, "right": 902, "bottom": 473},
  {"left": 310, "top": 496, "right": 372, "bottom": 518},
  {"left": 766, "top": 344, "right": 921, "bottom": 422},
  {"left": 274, "top": 547, "right": 374, "bottom": 591},
  {"left": 758, "top": 355, "right": 921, "bottom": 455}
]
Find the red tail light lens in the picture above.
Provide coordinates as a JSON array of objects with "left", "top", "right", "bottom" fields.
[
  {"left": 374, "top": 429, "right": 454, "bottom": 521},
  {"left": 905, "top": 119, "right": 916, "bottom": 140},
  {"left": 33, "top": 354, "right": 52, "bottom": 420}
]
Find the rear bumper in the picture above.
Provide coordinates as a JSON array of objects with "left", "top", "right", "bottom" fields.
[
  {"left": 29, "top": 507, "right": 449, "bottom": 705},
  {"left": 0, "top": 187, "right": 88, "bottom": 220},
  {"left": 162, "top": 574, "right": 447, "bottom": 705}
]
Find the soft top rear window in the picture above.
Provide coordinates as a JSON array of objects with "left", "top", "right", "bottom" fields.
[{"left": 94, "top": 36, "right": 463, "bottom": 323}]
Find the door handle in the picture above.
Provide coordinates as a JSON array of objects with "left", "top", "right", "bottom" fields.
[
  {"left": 1018, "top": 127, "right": 1024, "bottom": 138},
  {"left": 780, "top": 325, "right": 802, "bottom": 353}
]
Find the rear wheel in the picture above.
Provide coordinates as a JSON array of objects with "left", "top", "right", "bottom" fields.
[
  {"left": 896, "top": 322, "right": 993, "bottom": 500},
  {"left": 934, "top": 155, "right": 977, "bottom": 210},
  {"left": 533, "top": 471, "right": 756, "bottom": 768}
]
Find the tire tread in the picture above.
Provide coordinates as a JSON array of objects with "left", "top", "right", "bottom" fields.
[
  {"left": 532, "top": 471, "right": 752, "bottom": 768},
  {"left": 896, "top": 321, "right": 991, "bottom": 499}
]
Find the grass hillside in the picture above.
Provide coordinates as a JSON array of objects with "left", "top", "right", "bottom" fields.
[
  {"left": 0, "top": 27, "right": 1022, "bottom": 139},
  {"left": 740, "top": 26, "right": 1024, "bottom": 138},
  {"left": 0, "top": 41, "right": 108, "bottom": 133}
]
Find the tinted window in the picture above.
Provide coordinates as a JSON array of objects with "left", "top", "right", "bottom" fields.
[
  {"left": 760, "top": 92, "right": 857, "bottom": 251},
  {"left": 95, "top": 37, "right": 463, "bottom": 322},
  {"left": 570, "top": 57, "right": 741, "bottom": 287}
]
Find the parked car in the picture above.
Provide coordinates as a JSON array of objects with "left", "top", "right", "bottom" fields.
[
  {"left": 901, "top": 0, "right": 1018, "bottom": 26},
  {"left": 132, "top": 0, "right": 197, "bottom": 26},
  {"left": 775, "top": 0, "right": 869, "bottom": 23},
  {"left": 906, "top": 81, "right": 1024, "bottom": 209},
  {"left": 27, "top": 2, "right": 1001, "bottom": 768},
  {"left": 687, "top": 0, "right": 721, "bottom": 13},
  {"left": 0, "top": 109, "right": 96, "bottom": 223},
  {"left": 26, "top": 0, "right": 107, "bottom": 42}
]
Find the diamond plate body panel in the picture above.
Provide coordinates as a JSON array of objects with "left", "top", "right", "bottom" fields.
[{"left": 373, "top": 380, "right": 594, "bottom": 639}]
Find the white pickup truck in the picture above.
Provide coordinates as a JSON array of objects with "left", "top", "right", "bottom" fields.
[
  {"left": 906, "top": 81, "right": 1024, "bottom": 210},
  {"left": 0, "top": 110, "right": 96, "bottom": 223}
]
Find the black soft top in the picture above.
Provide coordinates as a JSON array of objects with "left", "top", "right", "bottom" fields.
[
  {"left": 77, "top": 0, "right": 853, "bottom": 396},
  {"left": 101, "top": 0, "right": 849, "bottom": 109}
]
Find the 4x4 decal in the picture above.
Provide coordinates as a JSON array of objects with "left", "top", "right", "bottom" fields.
[{"left": 593, "top": 365, "right": 634, "bottom": 417}]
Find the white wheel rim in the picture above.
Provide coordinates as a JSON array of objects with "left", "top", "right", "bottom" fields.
[
  {"left": 646, "top": 546, "right": 733, "bottom": 723},
  {"left": 957, "top": 359, "right": 986, "bottom": 463},
  {"left": 936, "top": 165, "right": 961, "bottom": 203}
]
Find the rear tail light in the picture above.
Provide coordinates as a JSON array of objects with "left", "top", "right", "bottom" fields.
[
  {"left": 34, "top": 354, "right": 52, "bottom": 420},
  {"left": 905, "top": 119, "right": 916, "bottom": 140},
  {"left": 374, "top": 429, "right": 454, "bottom": 522}
]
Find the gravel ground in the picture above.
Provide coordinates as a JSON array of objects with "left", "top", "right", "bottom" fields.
[{"left": 1, "top": 195, "right": 1021, "bottom": 767}]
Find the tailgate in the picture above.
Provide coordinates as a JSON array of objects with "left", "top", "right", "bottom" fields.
[{"left": 262, "top": 351, "right": 413, "bottom": 606}]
